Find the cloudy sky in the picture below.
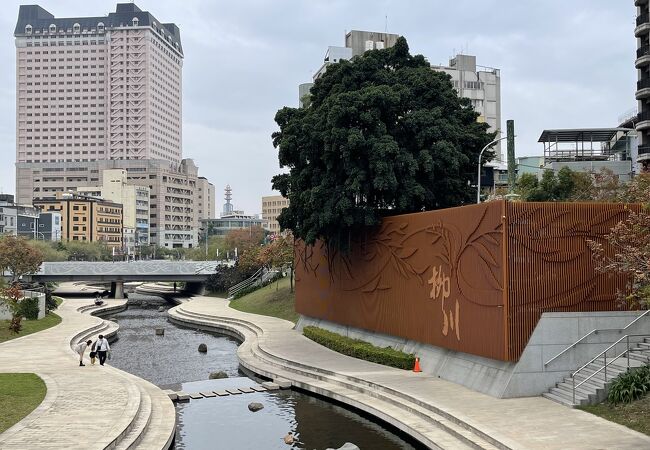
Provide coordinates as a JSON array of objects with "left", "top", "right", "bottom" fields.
[{"left": 0, "top": 0, "right": 637, "bottom": 214}]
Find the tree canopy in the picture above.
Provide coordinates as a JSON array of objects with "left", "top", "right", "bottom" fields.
[{"left": 271, "top": 37, "right": 494, "bottom": 249}]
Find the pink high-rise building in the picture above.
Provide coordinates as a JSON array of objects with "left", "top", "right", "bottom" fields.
[{"left": 14, "top": 3, "right": 182, "bottom": 165}]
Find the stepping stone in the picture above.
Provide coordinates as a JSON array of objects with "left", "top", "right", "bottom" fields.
[
  {"left": 163, "top": 390, "right": 178, "bottom": 401},
  {"left": 176, "top": 392, "right": 190, "bottom": 402},
  {"left": 274, "top": 378, "right": 292, "bottom": 389},
  {"left": 251, "top": 386, "right": 267, "bottom": 392},
  {"left": 213, "top": 390, "right": 230, "bottom": 397},
  {"left": 189, "top": 393, "right": 203, "bottom": 399},
  {"left": 226, "top": 389, "right": 242, "bottom": 395},
  {"left": 200, "top": 391, "right": 216, "bottom": 398},
  {"left": 239, "top": 387, "right": 254, "bottom": 394},
  {"left": 261, "top": 382, "right": 280, "bottom": 390}
]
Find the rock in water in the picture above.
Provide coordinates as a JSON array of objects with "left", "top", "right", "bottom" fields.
[
  {"left": 158, "top": 306, "right": 165, "bottom": 312},
  {"left": 155, "top": 328, "right": 164, "bottom": 336},
  {"left": 209, "top": 371, "right": 228, "bottom": 379},
  {"left": 141, "top": 301, "right": 148, "bottom": 308},
  {"left": 198, "top": 343, "right": 207, "bottom": 353},
  {"left": 326, "top": 444, "right": 360, "bottom": 450},
  {"left": 247, "top": 402, "right": 264, "bottom": 412}
]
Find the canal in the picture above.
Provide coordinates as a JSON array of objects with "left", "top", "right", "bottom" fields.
[{"left": 106, "top": 297, "right": 419, "bottom": 450}]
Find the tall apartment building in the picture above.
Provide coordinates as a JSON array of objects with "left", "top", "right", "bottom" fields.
[
  {"left": 14, "top": 3, "right": 182, "bottom": 165},
  {"left": 262, "top": 195, "right": 289, "bottom": 233},
  {"left": 431, "top": 55, "right": 502, "bottom": 161},
  {"left": 34, "top": 192, "right": 123, "bottom": 249},
  {"left": 636, "top": 0, "right": 650, "bottom": 169},
  {"left": 14, "top": 3, "right": 211, "bottom": 248},
  {"left": 77, "top": 168, "right": 149, "bottom": 254}
]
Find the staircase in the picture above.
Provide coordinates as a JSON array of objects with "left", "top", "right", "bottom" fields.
[{"left": 543, "top": 336, "right": 650, "bottom": 407}]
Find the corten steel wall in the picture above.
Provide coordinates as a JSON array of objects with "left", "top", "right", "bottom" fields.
[
  {"left": 295, "top": 202, "right": 508, "bottom": 360},
  {"left": 295, "top": 201, "right": 636, "bottom": 361},
  {"left": 504, "top": 202, "right": 635, "bottom": 360}
]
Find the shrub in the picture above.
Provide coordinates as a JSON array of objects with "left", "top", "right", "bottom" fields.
[
  {"left": 45, "top": 289, "right": 58, "bottom": 312},
  {"left": 607, "top": 365, "right": 650, "bottom": 404},
  {"left": 303, "top": 326, "right": 416, "bottom": 370},
  {"left": 18, "top": 297, "right": 40, "bottom": 320}
]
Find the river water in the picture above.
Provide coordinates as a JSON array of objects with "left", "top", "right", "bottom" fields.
[{"left": 106, "top": 297, "right": 419, "bottom": 450}]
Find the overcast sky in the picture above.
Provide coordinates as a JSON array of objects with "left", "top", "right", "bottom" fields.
[{"left": 0, "top": 0, "right": 637, "bottom": 214}]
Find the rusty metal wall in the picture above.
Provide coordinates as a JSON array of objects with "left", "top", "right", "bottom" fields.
[
  {"left": 505, "top": 202, "right": 634, "bottom": 360},
  {"left": 295, "top": 201, "right": 636, "bottom": 361},
  {"left": 295, "top": 202, "right": 508, "bottom": 360}
]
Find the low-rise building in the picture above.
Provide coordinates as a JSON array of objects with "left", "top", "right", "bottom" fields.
[
  {"left": 78, "top": 168, "right": 150, "bottom": 256},
  {"left": 34, "top": 192, "right": 123, "bottom": 249},
  {"left": 262, "top": 195, "right": 289, "bottom": 233},
  {"left": 201, "top": 214, "right": 265, "bottom": 237}
]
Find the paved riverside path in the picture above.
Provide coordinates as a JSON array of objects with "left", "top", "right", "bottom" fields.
[
  {"left": 0, "top": 298, "right": 175, "bottom": 450},
  {"left": 170, "top": 296, "right": 650, "bottom": 450}
]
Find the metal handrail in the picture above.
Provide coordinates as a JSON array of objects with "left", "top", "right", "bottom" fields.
[
  {"left": 544, "top": 310, "right": 650, "bottom": 366},
  {"left": 570, "top": 333, "right": 649, "bottom": 405}
]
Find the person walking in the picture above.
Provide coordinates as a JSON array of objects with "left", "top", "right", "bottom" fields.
[
  {"left": 89, "top": 340, "right": 98, "bottom": 365},
  {"left": 96, "top": 334, "right": 110, "bottom": 366},
  {"left": 75, "top": 339, "right": 92, "bottom": 366}
]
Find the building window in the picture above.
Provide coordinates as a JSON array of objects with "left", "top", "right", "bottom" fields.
[
  {"left": 49, "top": 24, "right": 56, "bottom": 34},
  {"left": 97, "top": 22, "right": 105, "bottom": 33},
  {"left": 132, "top": 17, "right": 139, "bottom": 26},
  {"left": 73, "top": 23, "right": 80, "bottom": 34},
  {"left": 25, "top": 24, "right": 33, "bottom": 35}
]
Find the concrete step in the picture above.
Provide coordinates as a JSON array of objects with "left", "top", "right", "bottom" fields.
[
  {"left": 554, "top": 381, "right": 599, "bottom": 399},
  {"left": 168, "top": 307, "right": 503, "bottom": 450},
  {"left": 629, "top": 352, "right": 650, "bottom": 363},
  {"left": 114, "top": 384, "right": 152, "bottom": 450},
  {"left": 546, "top": 388, "right": 589, "bottom": 406},
  {"left": 542, "top": 391, "right": 579, "bottom": 407}
]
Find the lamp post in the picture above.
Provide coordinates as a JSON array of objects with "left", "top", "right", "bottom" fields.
[{"left": 477, "top": 135, "right": 510, "bottom": 204}]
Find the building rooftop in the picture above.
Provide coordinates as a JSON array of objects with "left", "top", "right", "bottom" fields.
[
  {"left": 538, "top": 128, "right": 633, "bottom": 143},
  {"left": 15, "top": 3, "right": 182, "bottom": 55}
]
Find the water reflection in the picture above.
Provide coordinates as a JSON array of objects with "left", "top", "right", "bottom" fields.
[
  {"left": 175, "top": 379, "right": 416, "bottom": 450},
  {"left": 106, "top": 302, "right": 240, "bottom": 386}
]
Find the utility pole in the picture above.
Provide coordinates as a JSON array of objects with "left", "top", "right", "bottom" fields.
[{"left": 507, "top": 120, "right": 516, "bottom": 193}]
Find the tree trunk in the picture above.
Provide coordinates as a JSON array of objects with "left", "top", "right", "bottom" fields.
[{"left": 290, "top": 266, "right": 294, "bottom": 293}]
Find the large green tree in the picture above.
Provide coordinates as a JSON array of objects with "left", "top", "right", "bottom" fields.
[{"left": 271, "top": 37, "right": 494, "bottom": 249}]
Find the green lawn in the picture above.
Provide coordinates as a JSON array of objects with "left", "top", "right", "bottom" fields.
[
  {"left": 0, "top": 312, "right": 62, "bottom": 344},
  {"left": 580, "top": 395, "right": 650, "bottom": 436},
  {"left": 229, "top": 277, "right": 299, "bottom": 323},
  {"left": 0, "top": 373, "right": 47, "bottom": 432}
]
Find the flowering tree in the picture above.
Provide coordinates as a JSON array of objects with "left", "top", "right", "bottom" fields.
[
  {"left": 259, "top": 232, "right": 295, "bottom": 292},
  {"left": 0, "top": 236, "right": 44, "bottom": 283},
  {"left": 589, "top": 174, "right": 650, "bottom": 308}
]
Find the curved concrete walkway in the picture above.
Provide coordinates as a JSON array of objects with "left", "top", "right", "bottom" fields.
[
  {"left": 0, "top": 298, "right": 175, "bottom": 450},
  {"left": 169, "top": 296, "right": 650, "bottom": 450}
]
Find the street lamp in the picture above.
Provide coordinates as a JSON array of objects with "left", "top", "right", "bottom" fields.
[
  {"left": 199, "top": 226, "right": 208, "bottom": 260},
  {"left": 477, "top": 135, "right": 511, "bottom": 204}
]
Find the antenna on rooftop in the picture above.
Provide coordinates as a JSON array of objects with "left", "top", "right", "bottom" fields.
[{"left": 385, "top": 15, "right": 388, "bottom": 33}]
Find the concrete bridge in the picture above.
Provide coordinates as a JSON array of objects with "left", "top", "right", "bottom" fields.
[{"left": 26, "top": 261, "right": 222, "bottom": 297}]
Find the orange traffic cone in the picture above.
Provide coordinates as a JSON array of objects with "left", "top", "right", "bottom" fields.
[{"left": 413, "top": 357, "right": 422, "bottom": 373}]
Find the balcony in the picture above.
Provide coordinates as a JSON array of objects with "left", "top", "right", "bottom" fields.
[
  {"left": 636, "top": 45, "right": 650, "bottom": 67},
  {"left": 637, "top": 13, "right": 650, "bottom": 36},
  {"left": 638, "top": 78, "right": 650, "bottom": 99},
  {"left": 637, "top": 110, "right": 650, "bottom": 130}
]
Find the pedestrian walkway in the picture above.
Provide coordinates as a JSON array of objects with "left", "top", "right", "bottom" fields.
[
  {"left": 169, "top": 296, "right": 650, "bottom": 450},
  {"left": 0, "top": 298, "right": 175, "bottom": 450}
]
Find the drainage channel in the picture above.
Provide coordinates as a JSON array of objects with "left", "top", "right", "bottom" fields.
[{"left": 104, "top": 297, "right": 421, "bottom": 450}]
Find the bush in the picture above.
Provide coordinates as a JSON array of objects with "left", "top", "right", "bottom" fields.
[
  {"left": 303, "top": 326, "right": 415, "bottom": 370},
  {"left": 45, "top": 289, "right": 58, "bottom": 312},
  {"left": 608, "top": 365, "right": 650, "bottom": 404},
  {"left": 18, "top": 297, "right": 40, "bottom": 320}
]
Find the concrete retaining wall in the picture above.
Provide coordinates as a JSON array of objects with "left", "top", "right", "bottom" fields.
[
  {"left": 0, "top": 291, "right": 46, "bottom": 320},
  {"left": 297, "top": 310, "right": 650, "bottom": 398}
]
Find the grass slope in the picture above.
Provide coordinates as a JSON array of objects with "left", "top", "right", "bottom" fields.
[
  {"left": 0, "top": 312, "right": 62, "bottom": 344},
  {"left": 229, "top": 277, "right": 299, "bottom": 323},
  {"left": 0, "top": 373, "right": 47, "bottom": 432},
  {"left": 580, "top": 396, "right": 650, "bottom": 436}
]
